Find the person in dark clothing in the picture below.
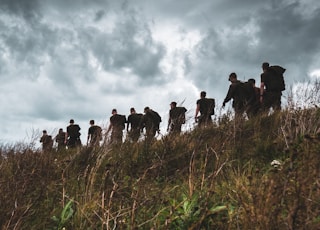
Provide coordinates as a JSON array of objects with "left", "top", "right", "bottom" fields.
[
  {"left": 222, "top": 73, "right": 255, "bottom": 119},
  {"left": 195, "top": 91, "right": 213, "bottom": 127},
  {"left": 140, "top": 106, "right": 162, "bottom": 141},
  {"left": 65, "top": 119, "right": 81, "bottom": 148},
  {"left": 55, "top": 128, "right": 66, "bottom": 151},
  {"left": 260, "top": 62, "right": 283, "bottom": 112},
  {"left": 87, "top": 120, "right": 102, "bottom": 147},
  {"left": 247, "top": 78, "right": 261, "bottom": 118},
  {"left": 127, "top": 107, "right": 143, "bottom": 142},
  {"left": 40, "top": 130, "right": 53, "bottom": 153},
  {"left": 167, "top": 101, "right": 187, "bottom": 134},
  {"left": 106, "top": 109, "right": 126, "bottom": 144}
]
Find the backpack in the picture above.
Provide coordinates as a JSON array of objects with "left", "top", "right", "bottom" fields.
[
  {"left": 206, "top": 98, "right": 215, "bottom": 115},
  {"left": 175, "top": 107, "right": 187, "bottom": 124},
  {"left": 268, "top": 65, "right": 286, "bottom": 91},
  {"left": 149, "top": 110, "right": 162, "bottom": 125},
  {"left": 152, "top": 111, "right": 162, "bottom": 123},
  {"left": 119, "top": 115, "right": 126, "bottom": 130},
  {"left": 48, "top": 136, "right": 54, "bottom": 148},
  {"left": 68, "top": 124, "right": 81, "bottom": 138},
  {"left": 236, "top": 81, "right": 255, "bottom": 102},
  {"left": 111, "top": 114, "right": 126, "bottom": 130}
]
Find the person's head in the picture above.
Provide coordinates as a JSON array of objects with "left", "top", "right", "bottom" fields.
[
  {"left": 69, "top": 119, "right": 74, "bottom": 124},
  {"left": 90, "top": 120, "right": 95, "bottom": 125},
  {"left": 248, "top": 78, "right": 256, "bottom": 86},
  {"left": 200, "top": 91, "right": 206, "bottom": 99},
  {"left": 112, "top": 109, "right": 117, "bottom": 115},
  {"left": 262, "top": 62, "right": 269, "bottom": 71},
  {"left": 130, "top": 107, "right": 136, "bottom": 114},
  {"left": 170, "top": 101, "right": 177, "bottom": 109},
  {"left": 228, "top": 72, "right": 237, "bottom": 82},
  {"left": 144, "top": 106, "right": 150, "bottom": 113},
  {"left": 59, "top": 128, "right": 63, "bottom": 133},
  {"left": 43, "top": 130, "right": 47, "bottom": 135}
]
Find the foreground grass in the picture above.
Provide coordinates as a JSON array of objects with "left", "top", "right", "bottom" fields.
[{"left": 0, "top": 108, "right": 320, "bottom": 229}]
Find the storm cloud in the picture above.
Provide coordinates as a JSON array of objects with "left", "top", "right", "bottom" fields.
[{"left": 1, "top": 0, "right": 320, "bottom": 144}]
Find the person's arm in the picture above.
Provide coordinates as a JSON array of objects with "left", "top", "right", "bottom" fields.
[
  {"left": 260, "top": 82, "right": 265, "bottom": 103},
  {"left": 223, "top": 85, "right": 234, "bottom": 106},
  {"left": 195, "top": 103, "right": 200, "bottom": 119},
  {"left": 126, "top": 117, "right": 130, "bottom": 131},
  {"left": 64, "top": 131, "right": 68, "bottom": 144},
  {"left": 167, "top": 113, "right": 172, "bottom": 132},
  {"left": 87, "top": 130, "right": 90, "bottom": 145}
]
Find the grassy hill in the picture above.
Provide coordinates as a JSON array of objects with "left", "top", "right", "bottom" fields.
[{"left": 1, "top": 107, "right": 320, "bottom": 229}]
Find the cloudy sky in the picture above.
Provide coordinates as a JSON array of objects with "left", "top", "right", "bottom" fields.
[{"left": 1, "top": 0, "right": 320, "bottom": 145}]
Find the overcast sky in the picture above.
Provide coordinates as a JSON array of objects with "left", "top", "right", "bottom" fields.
[{"left": 1, "top": 0, "right": 320, "bottom": 145}]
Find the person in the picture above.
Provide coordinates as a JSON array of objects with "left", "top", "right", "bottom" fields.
[
  {"left": 222, "top": 73, "right": 255, "bottom": 119},
  {"left": 167, "top": 102, "right": 187, "bottom": 134},
  {"left": 106, "top": 109, "right": 126, "bottom": 144},
  {"left": 87, "top": 120, "right": 102, "bottom": 147},
  {"left": 140, "top": 106, "right": 162, "bottom": 140},
  {"left": 247, "top": 78, "right": 261, "bottom": 118},
  {"left": 54, "top": 128, "right": 66, "bottom": 151},
  {"left": 65, "top": 119, "right": 81, "bottom": 148},
  {"left": 40, "top": 130, "right": 53, "bottom": 153},
  {"left": 126, "top": 108, "right": 143, "bottom": 142},
  {"left": 260, "top": 62, "right": 285, "bottom": 112},
  {"left": 195, "top": 91, "right": 214, "bottom": 127}
]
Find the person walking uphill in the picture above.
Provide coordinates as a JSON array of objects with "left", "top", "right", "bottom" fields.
[
  {"left": 195, "top": 91, "right": 215, "bottom": 127},
  {"left": 40, "top": 130, "right": 53, "bottom": 153},
  {"left": 55, "top": 128, "right": 66, "bottom": 151},
  {"left": 222, "top": 72, "right": 255, "bottom": 119},
  {"left": 127, "top": 107, "right": 143, "bottom": 142},
  {"left": 140, "top": 106, "right": 162, "bottom": 141},
  {"left": 260, "top": 62, "right": 286, "bottom": 112},
  {"left": 246, "top": 78, "right": 261, "bottom": 118},
  {"left": 87, "top": 120, "right": 102, "bottom": 147},
  {"left": 167, "top": 101, "right": 187, "bottom": 134},
  {"left": 106, "top": 109, "right": 126, "bottom": 144},
  {"left": 65, "top": 119, "right": 81, "bottom": 149}
]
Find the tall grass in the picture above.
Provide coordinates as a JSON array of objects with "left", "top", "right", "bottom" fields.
[{"left": 0, "top": 82, "right": 320, "bottom": 229}]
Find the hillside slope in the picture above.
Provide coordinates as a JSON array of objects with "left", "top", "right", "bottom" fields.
[{"left": 1, "top": 109, "right": 320, "bottom": 229}]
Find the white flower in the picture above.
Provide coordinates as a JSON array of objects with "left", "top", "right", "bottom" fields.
[{"left": 271, "top": 160, "right": 281, "bottom": 168}]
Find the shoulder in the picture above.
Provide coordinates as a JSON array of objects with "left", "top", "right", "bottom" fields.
[{"left": 177, "top": 106, "right": 187, "bottom": 112}]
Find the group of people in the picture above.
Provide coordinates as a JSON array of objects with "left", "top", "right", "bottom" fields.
[
  {"left": 40, "top": 103, "right": 186, "bottom": 151},
  {"left": 221, "top": 62, "right": 286, "bottom": 120},
  {"left": 40, "top": 62, "right": 286, "bottom": 151}
]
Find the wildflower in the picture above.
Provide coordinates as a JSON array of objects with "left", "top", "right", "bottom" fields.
[{"left": 271, "top": 160, "right": 281, "bottom": 168}]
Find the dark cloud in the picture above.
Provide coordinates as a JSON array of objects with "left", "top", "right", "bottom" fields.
[
  {"left": 0, "top": 0, "right": 41, "bottom": 23},
  {"left": 1, "top": 0, "right": 320, "bottom": 144}
]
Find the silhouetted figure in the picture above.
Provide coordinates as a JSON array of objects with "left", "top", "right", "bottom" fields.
[
  {"left": 140, "top": 106, "right": 162, "bottom": 141},
  {"left": 106, "top": 109, "right": 126, "bottom": 144},
  {"left": 167, "top": 101, "right": 187, "bottom": 134},
  {"left": 260, "top": 62, "right": 286, "bottom": 112},
  {"left": 247, "top": 78, "right": 261, "bottom": 118},
  {"left": 222, "top": 73, "right": 255, "bottom": 119},
  {"left": 127, "top": 107, "right": 143, "bottom": 142},
  {"left": 87, "top": 120, "right": 102, "bottom": 147},
  {"left": 40, "top": 130, "right": 53, "bottom": 153},
  {"left": 55, "top": 128, "right": 66, "bottom": 151},
  {"left": 65, "top": 119, "right": 81, "bottom": 148},
  {"left": 195, "top": 91, "right": 214, "bottom": 127}
]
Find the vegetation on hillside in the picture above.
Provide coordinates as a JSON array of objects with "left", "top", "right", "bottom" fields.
[{"left": 1, "top": 83, "right": 320, "bottom": 229}]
